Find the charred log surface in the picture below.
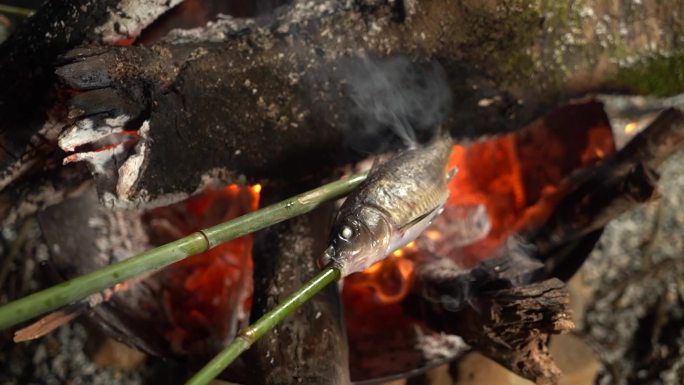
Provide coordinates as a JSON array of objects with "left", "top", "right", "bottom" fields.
[
  {"left": 49, "top": 0, "right": 684, "bottom": 211},
  {"left": 530, "top": 107, "right": 684, "bottom": 278},
  {"left": 0, "top": 163, "right": 90, "bottom": 227},
  {"left": 36, "top": 188, "right": 171, "bottom": 357},
  {"left": 0, "top": 0, "right": 181, "bottom": 193},
  {"left": 0, "top": 0, "right": 115, "bottom": 183},
  {"left": 247, "top": 181, "right": 350, "bottom": 385},
  {"left": 410, "top": 256, "right": 574, "bottom": 384}
]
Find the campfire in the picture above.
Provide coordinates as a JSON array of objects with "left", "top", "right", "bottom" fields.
[{"left": 2, "top": 1, "right": 684, "bottom": 385}]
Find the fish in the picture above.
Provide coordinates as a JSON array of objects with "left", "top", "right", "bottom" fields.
[{"left": 319, "top": 133, "right": 455, "bottom": 276}]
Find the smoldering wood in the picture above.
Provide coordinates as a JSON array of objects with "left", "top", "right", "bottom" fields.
[
  {"left": 35, "top": 188, "right": 173, "bottom": 357},
  {"left": 0, "top": 0, "right": 181, "bottom": 195},
  {"left": 247, "top": 180, "right": 350, "bottom": 385},
  {"left": 0, "top": 163, "right": 90, "bottom": 227},
  {"left": 409, "top": 256, "right": 573, "bottom": 385},
  {"left": 3, "top": 0, "right": 684, "bottom": 221},
  {"left": 529, "top": 106, "right": 684, "bottom": 279}
]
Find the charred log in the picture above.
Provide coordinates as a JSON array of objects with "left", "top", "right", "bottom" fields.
[
  {"left": 530, "top": 106, "right": 684, "bottom": 279},
  {"left": 37, "top": 0, "right": 684, "bottom": 212},
  {"left": 247, "top": 180, "right": 350, "bottom": 385},
  {"left": 0, "top": 163, "right": 90, "bottom": 227},
  {"left": 409, "top": 255, "right": 574, "bottom": 385},
  {"left": 0, "top": 0, "right": 181, "bottom": 194},
  {"left": 34, "top": 188, "right": 172, "bottom": 356}
]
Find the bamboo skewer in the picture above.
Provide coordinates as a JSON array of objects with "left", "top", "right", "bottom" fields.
[
  {"left": 0, "top": 4, "right": 34, "bottom": 17},
  {"left": 0, "top": 173, "right": 367, "bottom": 330},
  {"left": 185, "top": 266, "right": 342, "bottom": 385}
]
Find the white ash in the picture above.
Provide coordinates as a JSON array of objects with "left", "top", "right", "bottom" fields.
[
  {"left": 0, "top": 322, "right": 146, "bottom": 385},
  {"left": 58, "top": 114, "right": 131, "bottom": 152},
  {"left": 0, "top": 225, "right": 142, "bottom": 385},
  {"left": 116, "top": 120, "right": 149, "bottom": 199},
  {"left": 63, "top": 143, "right": 127, "bottom": 176},
  {"left": 163, "top": 15, "right": 256, "bottom": 44},
  {"left": 414, "top": 328, "right": 469, "bottom": 363},
  {"left": 1, "top": 179, "right": 91, "bottom": 228},
  {"left": 94, "top": 0, "right": 184, "bottom": 44},
  {"left": 100, "top": 189, "right": 190, "bottom": 211}
]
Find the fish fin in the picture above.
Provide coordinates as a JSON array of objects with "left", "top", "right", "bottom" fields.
[
  {"left": 399, "top": 208, "right": 437, "bottom": 232},
  {"left": 389, "top": 203, "right": 445, "bottom": 252}
]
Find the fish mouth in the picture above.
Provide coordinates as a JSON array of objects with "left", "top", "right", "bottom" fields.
[{"left": 318, "top": 245, "right": 335, "bottom": 269}]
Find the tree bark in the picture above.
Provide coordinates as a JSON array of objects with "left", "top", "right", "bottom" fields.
[
  {"left": 409, "top": 255, "right": 574, "bottom": 385},
  {"left": 0, "top": 0, "right": 181, "bottom": 192},
  {"left": 529, "top": 105, "right": 684, "bottom": 279},
  {"left": 2, "top": 0, "right": 682, "bottom": 219}
]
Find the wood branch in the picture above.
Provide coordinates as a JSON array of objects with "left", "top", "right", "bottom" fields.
[
  {"left": 409, "top": 255, "right": 573, "bottom": 385},
  {"left": 37, "top": 0, "right": 684, "bottom": 212},
  {"left": 247, "top": 180, "right": 350, "bottom": 385},
  {"left": 528, "top": 106, "right": 684, "bottom": 278}
]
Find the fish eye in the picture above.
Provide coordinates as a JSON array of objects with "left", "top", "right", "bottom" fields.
[{"left": 340, "top": 226, "right": 353, "bottom": 239}]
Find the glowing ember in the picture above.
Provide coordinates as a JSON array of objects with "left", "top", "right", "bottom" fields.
[{"left": 144, "top": 184, "right": 260, "bottom": 355}]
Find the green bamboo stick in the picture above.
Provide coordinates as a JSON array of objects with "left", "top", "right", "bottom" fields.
[
  {"left": 0, "top": 4, "right": 34, "bottom": 17},
  {"left": 186, "top": 266, "right": 341, "bottom": 385},
  {"left": 0, "top": 173, "right": 367, "bottom": 331}
]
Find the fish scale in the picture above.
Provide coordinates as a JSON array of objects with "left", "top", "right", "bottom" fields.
[{"left": 320, "top": 134, "right": 454, "bottom": 276}]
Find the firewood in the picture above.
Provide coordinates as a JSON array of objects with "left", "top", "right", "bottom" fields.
[
  {"left": 5, "top": 0, "right": 684, "bottom": 220},
  {"left": 530, "top": 107, "right": 684, "bottom": 279},
  {"left": 0, "top": 0, "right": 181, "bottom": 197},
  {"left": 0, "top": 173, "right": 366, "bottom": 331},
  {"left": 410, "top": 256, "right": 574, "bottom": 385},
  {"left": 247, "top": 180, "right": 349, "bottom": 385}
]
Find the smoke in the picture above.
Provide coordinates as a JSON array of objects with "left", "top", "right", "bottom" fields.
[
  {"left": 420, "top": 235, "right": 542, "bottom": 313},
  {"left": 331, "top": 55, "right": 453, "bottom": 152}
]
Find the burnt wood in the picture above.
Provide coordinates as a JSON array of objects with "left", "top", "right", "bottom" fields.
[
  {"left": 248, "top": 180, "right": 350, "bottom": 385},
  {"left": 530, "top": 107, "right": 684, "bottom": 278},
  {"left": 409, "top": 256, "right": 573, "bottom": 385},
  {"left": 0, "top": 0, "right": 181, "bottom": 193},
  {"left": 37, "top": 0, "right": 684, "bottom": 213}
]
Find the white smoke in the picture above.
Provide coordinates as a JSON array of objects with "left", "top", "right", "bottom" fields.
[{"left": 335, "top": 55, "right": 453, "bottom": 151}]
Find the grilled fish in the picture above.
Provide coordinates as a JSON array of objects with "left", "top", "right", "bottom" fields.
[{"left": 320, "top": 134, "right": 455, "bottom": 276}]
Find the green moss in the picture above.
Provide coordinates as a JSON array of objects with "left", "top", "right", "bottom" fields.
[
  {"left": 615, "top": 51, "right": 684, "bottom": 97},
  {"left": 458, "top": 0, "right": 541, "bottom": 85}
]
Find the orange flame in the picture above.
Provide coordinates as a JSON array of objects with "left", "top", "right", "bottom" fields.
[{"left": 345, "top": 254, "right": 415, "bottom": 304}]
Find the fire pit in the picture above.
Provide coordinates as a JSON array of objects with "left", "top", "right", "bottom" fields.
[{"left": 1, "top": 1, "right": 684, "bottom": 385}]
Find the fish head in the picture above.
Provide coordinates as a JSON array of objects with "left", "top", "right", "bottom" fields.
[{"left": 319, "top": 206, "right": 392, "bottom": 276}]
